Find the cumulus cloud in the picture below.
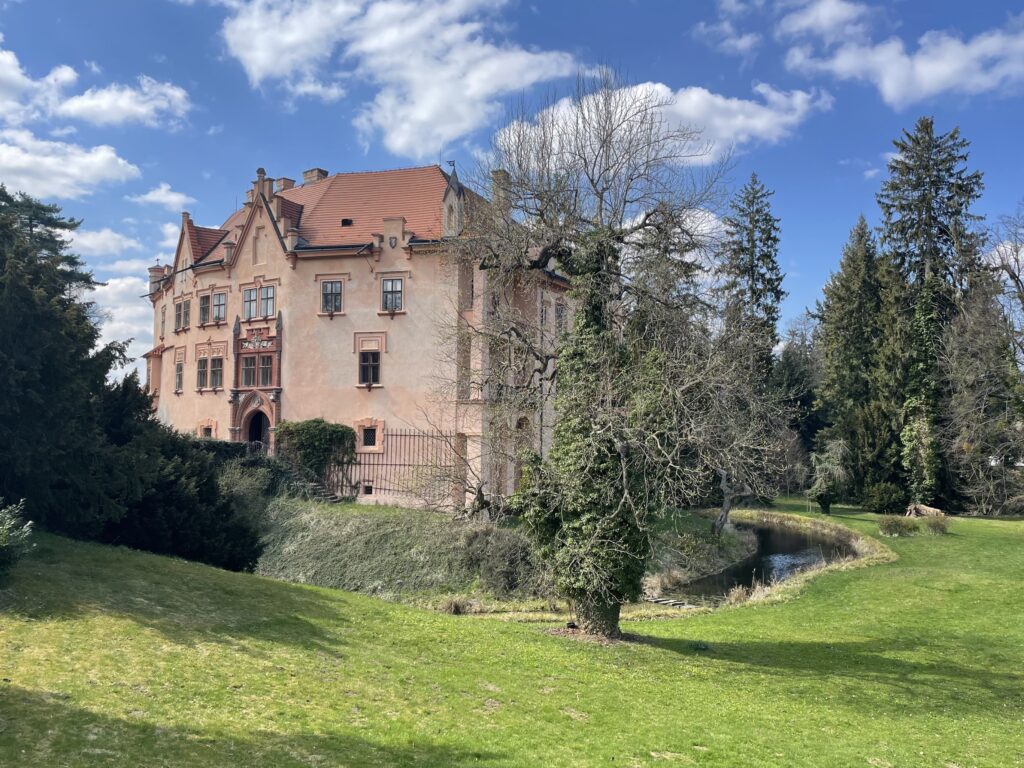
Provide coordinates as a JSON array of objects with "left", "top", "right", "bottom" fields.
[
  {"left": 159, "top": 222, "right": 181, "bottom": 249},
  {"left": 498, "top": 81, "right": 830, "bottom": 167},
  {"left": 776, "top": 0, "right": 869, "bottom": 44},
  {"left": 127, "top": 182, "right": 197, "bottom": 212},
  {"left": 786, "top": 13, "right": 1024, "bottom": 108},
  {"left": 694, "top": 19, "right": 762, "bottom": 58},
  {"left": 55, "top": 76, "right": 192, "bottom": 127},
  {"left": 0, "top": 35, "right": 191, "bottom": 129},
  {"left": 102, "top": 258, "right": 156, "bottom": 275},
  {"left": 89, "top": 275, "right": 152, "bottom": 376},
  {"left": 71, "top": 227, "right": 144, "bottom": 256},
  {"left": 665, "top": 82, "right": 832, "bottom": 159},
  {"left": 213, "top": 0, "right": 575, "bottom": 159},
  {"left": 0, "top": 129, "right": 140, "bottom": 198}
]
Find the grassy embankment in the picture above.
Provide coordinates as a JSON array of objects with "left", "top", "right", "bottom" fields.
[{"left": 1, "top": 498, "right": 1023, "bottom": 766}]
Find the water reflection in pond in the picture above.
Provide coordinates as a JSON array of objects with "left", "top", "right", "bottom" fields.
[{"left": 671, "top": 525, "right": 854, "bottom": 604}]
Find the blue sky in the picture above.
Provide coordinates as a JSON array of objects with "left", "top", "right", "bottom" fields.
[{"left": 0, "top": 0, "right": 1021, "bottom": 365}]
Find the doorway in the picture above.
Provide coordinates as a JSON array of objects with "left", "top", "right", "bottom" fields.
[{"left": 247, "top": 411, "right": 270, "bottom": 447}]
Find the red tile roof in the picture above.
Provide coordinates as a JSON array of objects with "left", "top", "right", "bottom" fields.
[{"left": 188, "top": 221, "right": 229, "bottom": 262}]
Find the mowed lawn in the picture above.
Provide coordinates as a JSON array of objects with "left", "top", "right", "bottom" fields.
[{"left": 1, "top": 502, "right": 1023, "bottom": 767}]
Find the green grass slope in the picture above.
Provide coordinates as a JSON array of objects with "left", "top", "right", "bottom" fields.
[{"left": 1, "top": 501, "right": 1023, "bottom": 767}]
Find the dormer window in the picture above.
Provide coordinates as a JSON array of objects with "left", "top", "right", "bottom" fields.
[{"left": 341, "top": 218, "right": 354, "bottom": 227}]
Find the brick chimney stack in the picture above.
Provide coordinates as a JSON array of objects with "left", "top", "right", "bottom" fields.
[{"left": 303, "top": 167, "right": 328, "bottom": 185}]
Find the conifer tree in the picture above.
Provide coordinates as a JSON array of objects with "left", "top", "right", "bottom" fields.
[
  {"left": 876, "top": 117, "right": 984, "bottom": 507},
  {"left": 721, "top": 173, "right": 786, "bottom": 382},
  {"left": 814, "top": 216, "right": 880, "bottom": 496}
]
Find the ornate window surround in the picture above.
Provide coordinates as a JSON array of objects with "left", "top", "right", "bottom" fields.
[
  {"left": 315, "top": 271, "right": 351, "bottom": 317},
  {"left": 354, "top": 417, "right": 385, "bottom": 454},
  {"left": 353, "top": 332, "right": 387, "bottom": 389},
  {"left": 238, "top": 275, "right": 281, "bottom": 324},
  {"left": 374, "top": 269, "right": 410, "bottom": 316},
  {"left": 195, "top": 284, "right": 232, "bottom": 329},
  {"left": 194, "top": 339, "right": 228, "bottom": 392}
]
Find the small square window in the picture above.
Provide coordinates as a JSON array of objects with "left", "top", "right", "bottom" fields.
[
  {"left": 321, "top": 280, "right": 343, "bottom": 313},
  {"left": 362, "top": 427, "right": 377, "bottom": 447},
  {"left": 202, "top": 426, "right": 213, "bottom": 438}
]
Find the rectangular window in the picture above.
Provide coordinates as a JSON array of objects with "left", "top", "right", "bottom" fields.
[
  {"left": 359, "top": 350, "right": 380, "bottom": 386},
  {"left": 199, "top": 295, "right": 210, "bottom": 325},
  {"left": 212, "top": 292, "right": 227, "bottom": 322},
  {"left": 182, "top": 300, "right": 191, "bottom": 329},
  {"left": 258, "top": 354, "right": 273, "bottom": 386},
  {"left": 555, "top": 302, "right": 567, "bottom": 334},
  {"left": 161, "top": 306, "right": 166, "bottom": 338},
  {"left": 202, "top": 427, "right": 213, "bottom": 438},
  {"left": 174, "top": 362, "right": 183, "bottom": 392},
  {"left": 196, "top": 358, "right": 208, "bottom": 389},
  {"left": 381, "top": 278, "right": 403, "bottom": 312},
  {"left": 321, "top": 280, "right": 343, "bottom": 313},
  {"left": 243, "top": 288, "right": 257, "bottom": 319},
  {"left": 540, "top": 303, "right": 548, "bottom": 327},
  {"left": 362, "top": 427, "right": 377, "bottom": 447},
  {"left": 210, "top": 357, "right": 223, "bottom": 389},
  {"left": 241, "top": 356, "right": 256, "bottom": 387},
  {"left": 174, "top": 302, "right": 182, "bottom": 331},
  {"left": 259, "top": 285, "right": 275, "bottom": 317}
]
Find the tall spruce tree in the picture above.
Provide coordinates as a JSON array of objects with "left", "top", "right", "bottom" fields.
[
  {"left": 875, "top": 117, "right": 984, "bottom": 507},
  {"left": 814, "top": 216, "right": 881, "bottom": 497},
  {"left": 721, "top": 173, "right": 786, "bottom": 382}
]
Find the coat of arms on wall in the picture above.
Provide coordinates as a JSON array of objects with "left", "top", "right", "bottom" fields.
[{"left": 388, "top": 236, "right": 398, "bottom": 249}]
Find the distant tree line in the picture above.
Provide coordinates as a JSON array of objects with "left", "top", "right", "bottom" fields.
[{"left": 0, "top": 186, "right": 262, "bottom": 571}]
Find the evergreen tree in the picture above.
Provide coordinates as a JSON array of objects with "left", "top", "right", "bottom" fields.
[
  {"left": 814, "top": 216, "right": 880, "bottom": 496},
  {"left": 876, "top": 117, "right": 984, "bottom": 506},
  {"left": 771, "top": 315, "right": 822, "bottom": 456},
  {"left": 721, "top": 173, "right": 786, "bottom": 382}
]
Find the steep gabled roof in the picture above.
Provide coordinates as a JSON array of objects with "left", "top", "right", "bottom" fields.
[
  {"left": 188, "top": 220, "right": 229, "bottom": 264},
  {"left": 275, "top": 165, "right": 450, "bottom": 248}
]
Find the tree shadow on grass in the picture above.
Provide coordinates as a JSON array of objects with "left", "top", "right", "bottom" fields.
[
  {"left": 0, "top": 536, "right": 358, "bottom": 658},
  {"left": 0, "top": 685, "right": 499, "bottom": 768},
  {"left": 631, "top": 634, "right": 1024, "bottom": 717}
]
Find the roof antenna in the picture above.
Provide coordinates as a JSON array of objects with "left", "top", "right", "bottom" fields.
[{"left": 446, "top": 160, "right": 456, "bottom": 170}]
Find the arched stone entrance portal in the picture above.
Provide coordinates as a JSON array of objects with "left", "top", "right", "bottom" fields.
[{"left": 247, "top": 411, "right": 270, "bottom": 446}]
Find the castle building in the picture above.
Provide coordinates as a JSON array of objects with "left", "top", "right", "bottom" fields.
[{"left": 143, "top": 165, "right": 565, "bottom": 503}]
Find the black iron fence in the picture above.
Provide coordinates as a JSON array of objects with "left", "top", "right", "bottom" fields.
[{"left": 342, "top": 429, "right": 460, "bottom": 499}]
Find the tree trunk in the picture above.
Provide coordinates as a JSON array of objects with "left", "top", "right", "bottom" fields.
[
  {"left": 711, "top": 470, "right": 733, "bottom": 537},
  {"left": 575, "top": 598, "right": 622, "bottom": 638}
]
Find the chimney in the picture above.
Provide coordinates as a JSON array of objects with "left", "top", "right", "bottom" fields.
[
  {"left": 490, "top": 169, "right": 510, "bottom": 217},
  {"left": 303, "top": 167, "right": 328, "bottom": 185},
  {"left": 223, "top": 240, "right": 236, "bottom": 263},
  {"left": 181, "top": 211, "right": 191, "bottom": 226},
  {"left": 276, "top": 177, "right": 295, "bottom": 192}
]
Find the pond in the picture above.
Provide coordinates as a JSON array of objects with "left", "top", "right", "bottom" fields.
[{"left": 668, "top": 524, "right": 854, "bottom": 604}]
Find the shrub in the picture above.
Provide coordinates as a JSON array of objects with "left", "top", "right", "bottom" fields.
[
  {"left": 102, "top": 429, "right": 263, "bottom": 572},
  {"left": 0, "top": 499, "right": 33, "bottom": 578},
  {"left": 863, "top": 482, "right": 909, "bottom": 515},
  {"left": 438, "top": 596, "right": 474, "bottom": 615},
  {"left": 459, "top": 525, "right": 541, "bottom": 597},
  {"left": 924, "top": 516, "right": 950, "bottom": 535},
  {"left": 218, "top": 458, "right": 278, "bottom": 530},
  {"left": 878, "top": 516, "right": 920, "bottom": 537},
  {"left": 807, "top": 487, "right": 836, "bottom": 515},
  {"left": 275, "top": 419, "right": 356, "bottom": 483}
]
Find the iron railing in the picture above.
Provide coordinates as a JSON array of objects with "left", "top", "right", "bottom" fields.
[{"left": 348, "top": 429, "right": 460, "bottom": 499}]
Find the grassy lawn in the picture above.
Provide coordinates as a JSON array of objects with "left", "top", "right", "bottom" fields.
[{"left": 1, "top": 499, "right": 1023, "bottom": 767}]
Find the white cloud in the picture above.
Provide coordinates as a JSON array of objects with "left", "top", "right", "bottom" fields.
[
  {"left": 127, "top": 182, "right": 196, "bottom": 212},
  {"left": 694, "top": 19, "right": 762, "bottom": 57},
  {"left": 499, "top": 81, "right": 830, "bottom": 168},
  {"left": 786, "top": 16, "right": 1024, "bottom": 108},
  {"left": 49, "top": 125, "right": 77, "bottom": 137},
  {"left": 159, "top": 222, "right": 180, "bottom": 249},
  {"left": 89, "top": 275, "right": 152, "bottom": 376},
  {"left": 84, "top": 60, "right": 102, "bottom": 75},
  {"left": 0, "top": 35, "right": 191, "bottom": 130},
  {"left": 102, "top": 258, "right": 155, "bottom": 274},
  {"left": 0, "top": 128, "right": 140, "bottom": 198},
  {"left": 56, "top": 75, "right": 191, "bottom": 127},
  {"left": 776, "top": 0, "right": 869, "bottom": 44},
  {"left": 863, "top": 167, "right": 879, "bottom": 179},
  {"left": 71, "top": 227, "right": 144, "bottom": 256},
  {"left": 213, "top": 0, "right": 575, "bottom": 159},
  {"left": 665, "top": 82, "right": 832, "bottom": 159}
]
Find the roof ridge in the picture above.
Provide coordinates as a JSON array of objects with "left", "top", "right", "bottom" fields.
[{"left": 319, "top": 164, "right": 443, "bottom": 180}]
